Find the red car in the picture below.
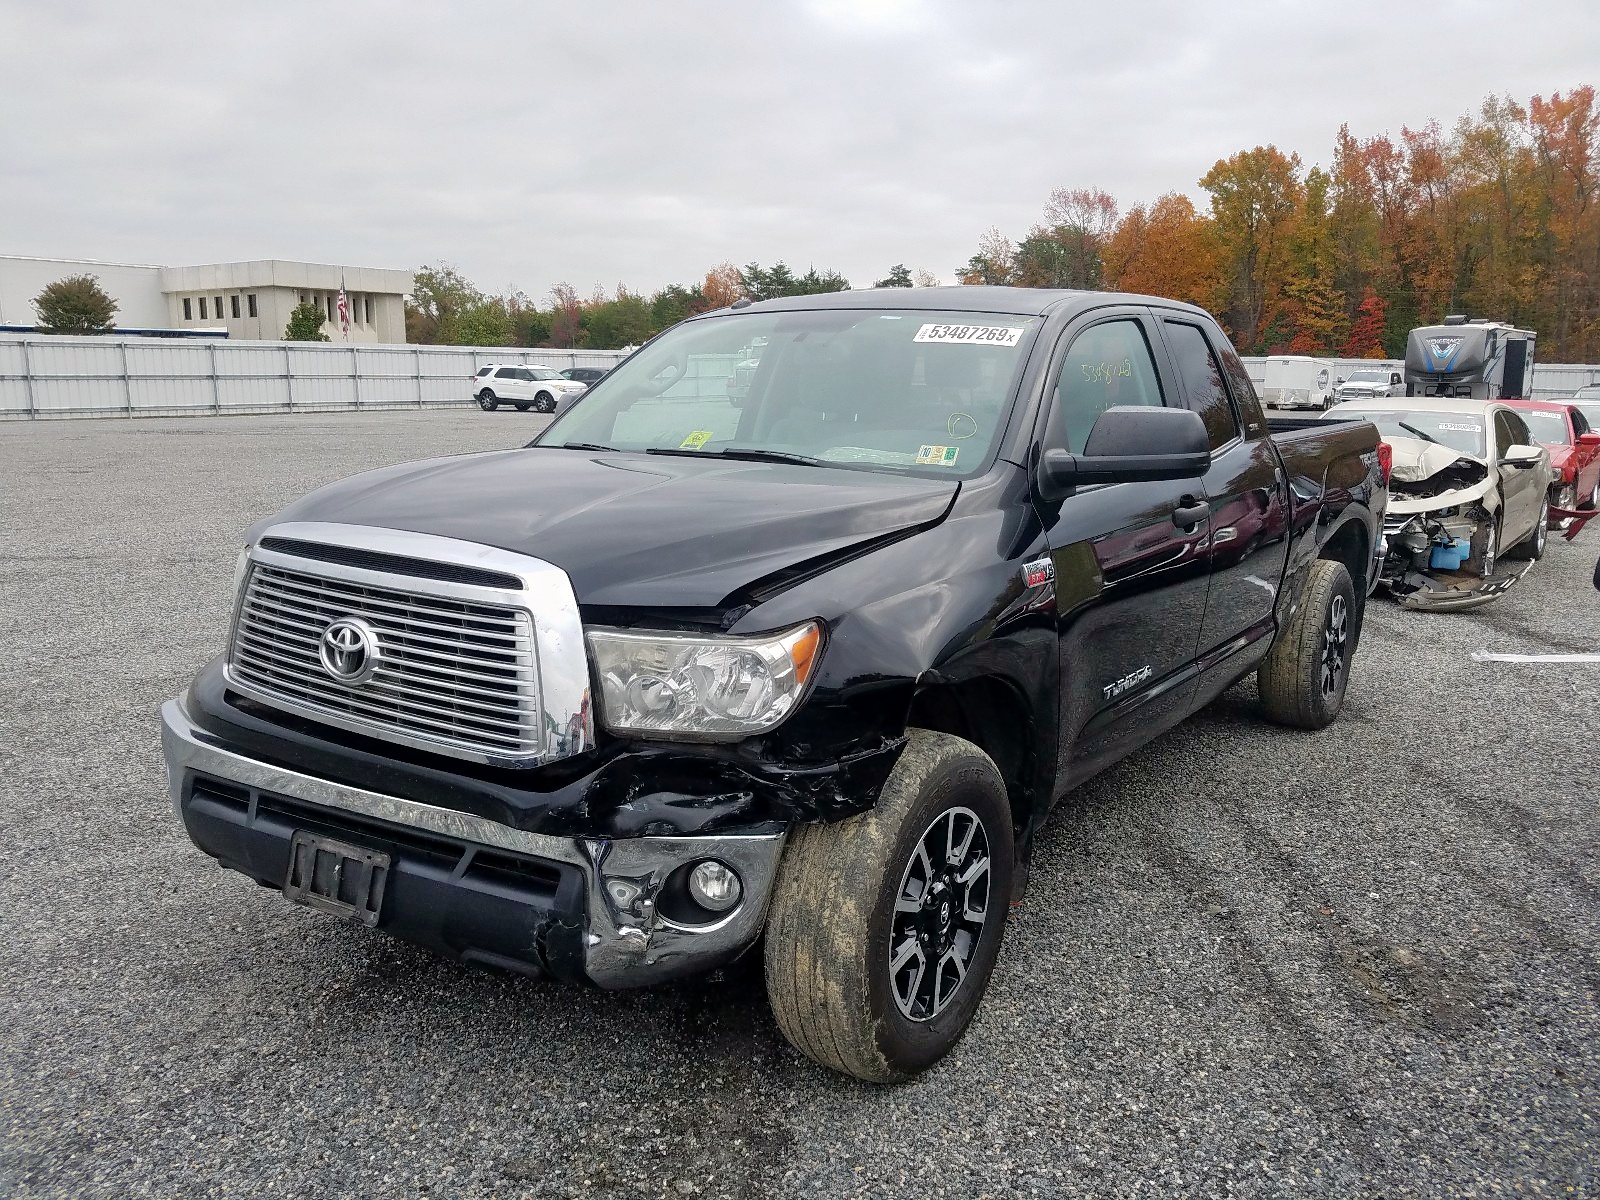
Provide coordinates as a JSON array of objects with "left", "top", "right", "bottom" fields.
[{"left": 1505, "top": 398, "right": 1600, "bottom": 525}]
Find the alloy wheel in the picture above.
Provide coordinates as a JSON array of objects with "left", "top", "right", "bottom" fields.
[
  {"left": 889, "top": 806, "right": 992, "bottom": 1022},
  {"left": 1319, "top": 593, "right": 1348, "bottom": 699}
]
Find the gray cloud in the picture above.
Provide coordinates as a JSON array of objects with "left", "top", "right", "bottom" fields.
[{"left": 2, "top": 0, "right": 1596, "bottom": 301}]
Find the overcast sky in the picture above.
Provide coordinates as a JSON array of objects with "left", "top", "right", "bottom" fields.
[{"left": 3, "top": 0, "right": 1597, "bottom": 302}]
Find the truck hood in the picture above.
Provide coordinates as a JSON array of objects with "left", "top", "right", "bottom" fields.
[{"left": 261, "top": 447, "right": 959, "bottom": 609}]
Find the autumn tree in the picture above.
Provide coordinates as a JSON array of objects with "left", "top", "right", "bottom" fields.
[
  {"left": 1200, "top": 146, "right": 1304, "bottom": 350},
  {"left": 1027, "top": 187, "right": 1119, "bottom": 289},
  {"left": 1103, "top": 193, "right": 1222, "bottom": 309},
  {"left": 958, "top": 227, "right": 1017, "bottom": 284},
  {"left": 548, "top": 282, "right": 584, "bottom": 348},
  {"left": 1340, "top": 290, "right": 1389, "bottom": 357},
  {"left": 701, "top": 263, "right": 746, "bottom": 309},
  {"left": 33, "top": 274, "right": 118, "bottom": 334},
  {"left": 406, "top": 263, "right": 480, "bottom": 344},
  {"left": 1284, "top": 169, "right": 1346, "bottom": 354}
]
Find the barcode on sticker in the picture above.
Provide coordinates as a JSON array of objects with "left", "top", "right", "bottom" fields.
[{"left": 913, "top": 323, "right": 1023, "bottom": 347}]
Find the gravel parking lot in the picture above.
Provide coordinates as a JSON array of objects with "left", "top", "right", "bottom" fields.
[{"left": 2, "top": 410, "right": 1597, "bottom": 1199}]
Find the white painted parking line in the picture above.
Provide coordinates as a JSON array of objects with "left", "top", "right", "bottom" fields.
[{"left": 1471, "top": 649, "right": 1600, "bottom": 663}]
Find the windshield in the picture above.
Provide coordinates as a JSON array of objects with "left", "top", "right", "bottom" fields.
[
  {"left": 528, "top": 367, "right": 563, "bottom": 380},
  {"left": 1346, "top": 369, "right": 1387, "bottom": 384},
  {"left": 537, "top": 308, "right": 1042, "bottom": 478},
  {"left": 1331, "top": 408, "right": 1487, "bottom": 457},
  {"left": 1518, "top": 409, "right": 1570, "bottom": 446}
]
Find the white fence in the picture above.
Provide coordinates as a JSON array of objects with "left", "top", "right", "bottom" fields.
[
  {"left": 2, "top": 335, "right": 1595, "bottom": 421},
  {"left": 1238, "top": 356, "right": 1600, "bottom": 403},
  {"left": 0, "top": 335, "right": 631, "bottom": 420}
]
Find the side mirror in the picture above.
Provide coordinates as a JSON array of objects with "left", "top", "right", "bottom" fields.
[
  {"left": 1577, "top": 431, "right": 1600, "bottom": 448},
  {"left": 1038, "top": 406, "right": 1210, "bottom": 499},
  {"left": 1503, "top": 444, "right": 1542, "bottom": 469},
  {"left": 1335, "top": 377, "right": 1345, "bottom": 385}
]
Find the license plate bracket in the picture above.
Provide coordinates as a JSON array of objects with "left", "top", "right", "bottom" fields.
[{"left": 284, "top": 830, "right": 390, "bottom": 928}]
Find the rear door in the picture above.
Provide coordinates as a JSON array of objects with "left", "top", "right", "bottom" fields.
[
  {"left": 1154, "top": 315, "right": 1290, "bottom": 699},
  {"left": 1034, "top": 307, "right": 1211, "bottom": 786}
]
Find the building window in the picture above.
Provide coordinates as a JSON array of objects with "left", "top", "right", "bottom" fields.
[
  {"left": 247, "top": 294, "right": 257, "bottom": 318},
  {"left": 183, "top": 298, "right": 192, "bottom": 321},
  {"left": 300, "top": 292, "right": 307, "bottom": 305},
  {"left": 214, "top": 296, "right": 223, "bottom": 319},
  {"left": 199, "top": 296, "right": 207, "bottom": 320},
  {"left": 326, "top": 295, "right": 335, "bottom": 322},
  {"left": 364, "top": 296, "right": 373, "bottom": 324},
  {"left": 230, "top": 295, "right": 240, "bottom": 319}
]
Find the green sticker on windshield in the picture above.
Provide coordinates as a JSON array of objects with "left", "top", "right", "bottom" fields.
[
  {"left": 916, "top": 444, "right": 959, "bottom": 466},
  {"left": 680, "top": 430, "right": 714, "bottom": 449}
]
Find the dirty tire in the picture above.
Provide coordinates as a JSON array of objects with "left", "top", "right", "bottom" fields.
[
  {"left": 1257, "top": 558, "right": 1356, "bottom": 731},
  {"left": 1505, "top": 499, "right": 1548, "bottom": 560},
  {"left": 764, "top": 730, "right": 1014, "bottom": 1083}
]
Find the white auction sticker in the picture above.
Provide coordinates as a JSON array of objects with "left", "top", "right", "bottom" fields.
[{"left": 913, "top": 323, "right": 1023, "bottom": 347}]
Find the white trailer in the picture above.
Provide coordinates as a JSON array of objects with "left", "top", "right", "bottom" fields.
[{"left": 1259, "top": 356, "right": 1337, "bottom": 410}]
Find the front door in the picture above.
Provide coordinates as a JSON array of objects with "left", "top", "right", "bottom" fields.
[
  {"left": 1034, "top": 309, "right": 1211, "bottom": 788},
  {"left": 1494, "top": 408, "right": 1539, "bottom": 542}
]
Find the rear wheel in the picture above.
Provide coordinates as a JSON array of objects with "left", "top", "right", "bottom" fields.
[
  {"left": 476, "top": 389, "right": 499, "bottom": 411},
  {"left": 764, "top": 730, "right": 1014, "bottom": 1083},
  {"left": 1258, "top": 559, "right": 1356, "bottom": 731}
]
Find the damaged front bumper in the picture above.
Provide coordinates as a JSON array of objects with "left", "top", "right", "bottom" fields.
[
  {"left": 1379, "top": 510, "right": 1525, "bottom": 610},
  {"left": 160, "top": 696, "right": 786, "bottom": 988}
]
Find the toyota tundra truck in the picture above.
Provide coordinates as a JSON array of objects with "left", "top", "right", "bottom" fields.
[{"left": 161, "top": 288, "right": 1386, "bottom": 1082}]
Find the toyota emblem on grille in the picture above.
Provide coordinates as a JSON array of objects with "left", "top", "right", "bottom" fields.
[{"left": 318, "top": 617, "right": 381, "bottom": 684}]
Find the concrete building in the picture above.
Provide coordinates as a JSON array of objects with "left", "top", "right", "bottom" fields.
[{"left": 0, "top": 255, "right": 413, "bottom": 343}]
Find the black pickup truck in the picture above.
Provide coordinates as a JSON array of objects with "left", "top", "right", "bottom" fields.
[{"left": 161, "top": 288, "right": 1385, "bottom": 1082}]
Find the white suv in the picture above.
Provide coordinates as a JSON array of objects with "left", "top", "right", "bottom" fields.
[{"left": 472, "top": 365, "right": 588, "bottom": 413}]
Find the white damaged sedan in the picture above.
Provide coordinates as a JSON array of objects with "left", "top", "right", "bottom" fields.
[{"left": 1325, "top": 398, "right": 1552, "bottom": 609}]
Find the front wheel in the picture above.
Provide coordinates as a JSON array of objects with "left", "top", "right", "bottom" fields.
[
  {"left": 476, "top": 390, "right": 499, "bottom": 411},
  {"left": 1506, "top": 499, "right": 1548, "bottom": 561},
  {"left": 535, "top": 391, "right": 556, "bottom": 413},
  {"left": 764, "top": 730, "right": 1014, "bottom": 1083},
  {"left": 1258, "top": 558, "right": 1357, "bottom": 730}
]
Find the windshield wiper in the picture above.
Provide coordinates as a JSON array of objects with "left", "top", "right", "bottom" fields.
[
  {"left": 1396, "top": 422, "right": 1439, "bottom": 445},
  {"left": 644, "top": 446, "right": 825, "bottom": 467},
  {"left": 560, "top": 441, "right": 620, "bottom": 452}
]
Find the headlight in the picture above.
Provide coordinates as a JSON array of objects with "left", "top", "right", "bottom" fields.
[{"left": 586, "top": 622, "right": 822, "bottom": 740}]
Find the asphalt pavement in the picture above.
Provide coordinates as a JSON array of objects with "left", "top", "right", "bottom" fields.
[{"left": 2, "top": 410, "right": 1596, "bottom": 1199}]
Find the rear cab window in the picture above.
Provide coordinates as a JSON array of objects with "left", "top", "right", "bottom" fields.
[{"left": 1161, "top": 319, "right": 1241, "bottom": 450}]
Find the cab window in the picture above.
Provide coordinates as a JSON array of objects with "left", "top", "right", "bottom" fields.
[
  {"left": 1162, "top": 320, "right": 1240, "bottom": 450},
  {"left": 1052, "top": 318, "right": 1165, "bottom": 453}
]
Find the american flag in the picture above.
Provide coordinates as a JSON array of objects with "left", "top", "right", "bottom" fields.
[{"left": 336, "top": 281, "right": 350, "bottom": 339}]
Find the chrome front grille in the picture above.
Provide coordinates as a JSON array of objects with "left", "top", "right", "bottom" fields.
[{"left": 230, "top": 560, "right": 542, "bottom": 761}]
